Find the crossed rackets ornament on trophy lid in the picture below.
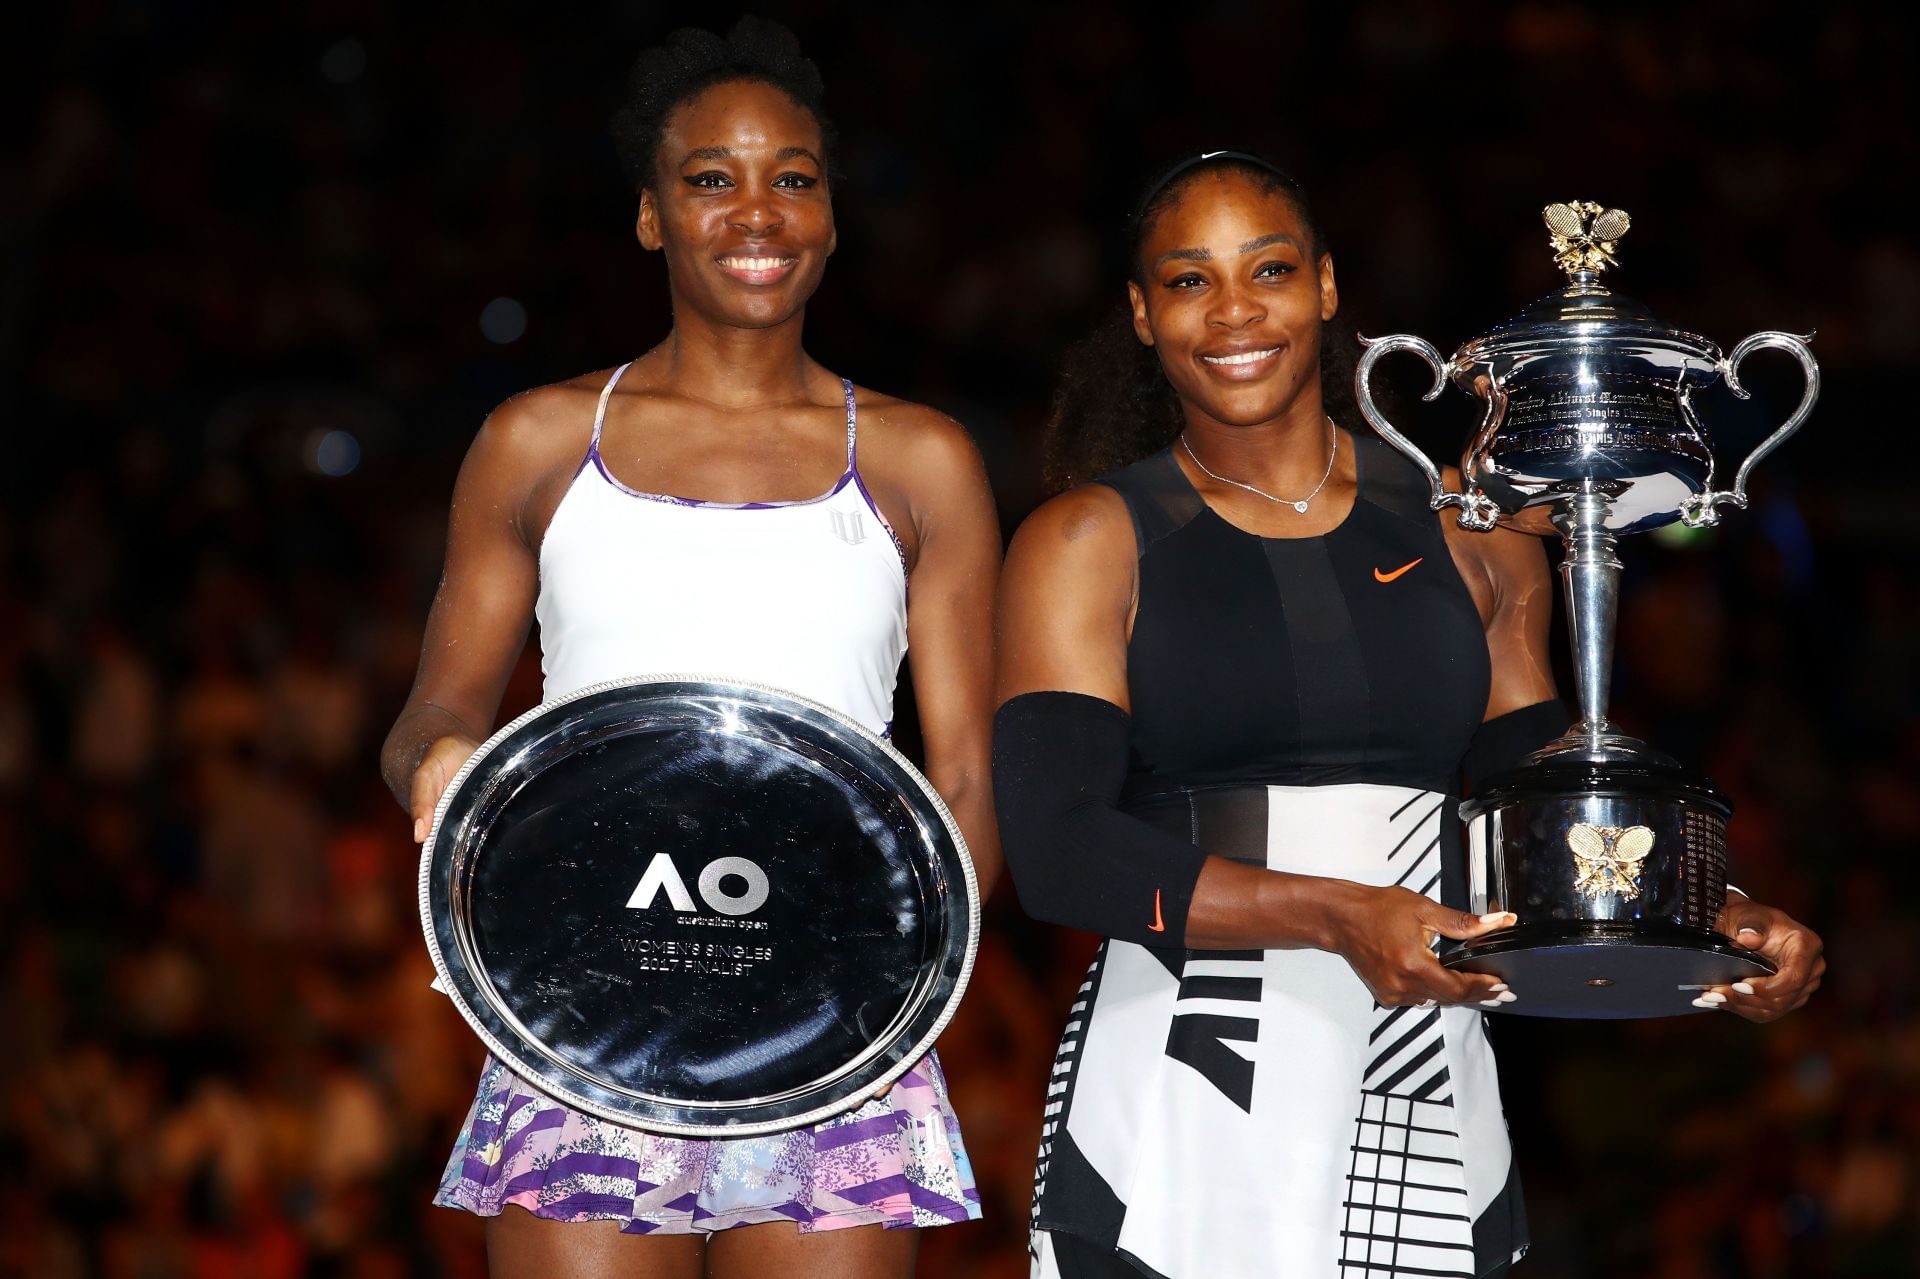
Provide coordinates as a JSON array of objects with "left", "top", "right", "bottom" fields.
[{"left": 1356, "top": 201, "right": 1819, "bottom": 1018}]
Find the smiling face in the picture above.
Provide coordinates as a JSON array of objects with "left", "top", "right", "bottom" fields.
[
  {"left": 1128, "top": 169, "right": 1338, "bottom": 430},
  {"left": 637, "top": 78, "right": 835, "bottom": 330}
]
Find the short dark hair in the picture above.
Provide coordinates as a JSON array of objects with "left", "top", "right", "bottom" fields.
[{"left": 610, "top": 16, "right": 838, "bottom": 193}]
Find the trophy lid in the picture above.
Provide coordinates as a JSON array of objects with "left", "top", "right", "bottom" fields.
[{"left": 1452, "top": 202, "right": 1722, "bottom": 384}]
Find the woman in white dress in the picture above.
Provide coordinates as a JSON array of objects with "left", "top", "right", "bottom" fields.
[{"left": 380, "top": 19, "right": 1000, "bottom": 1279}]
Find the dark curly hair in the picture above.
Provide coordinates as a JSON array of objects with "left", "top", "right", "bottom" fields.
[
  {"left": 610, "top": 16, "right": 838, "bottom": 193},
  {"left": 1042, "top": 156, "right": 1357, "bottom": 493}
]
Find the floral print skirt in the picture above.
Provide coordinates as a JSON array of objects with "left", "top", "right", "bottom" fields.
[{"left": 434, "top": 1050, "right": 981, "bottom": 1235}]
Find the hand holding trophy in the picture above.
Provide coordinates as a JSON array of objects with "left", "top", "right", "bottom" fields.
[{"left": 1355, "top": 201, "right": 1818, "bottom": 1017}]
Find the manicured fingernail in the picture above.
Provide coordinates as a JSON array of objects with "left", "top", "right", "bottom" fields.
[
  {"left": 1480, "top": 912, "right": 1515, "bottom": 925},
  {"left": 1732, "top": 982, "right": 1756, "bottom": 995},
  {"left": 1479, "top": 999, "right": 1502, "bottom": 1008},
  {"left": 1488, "top": 983, "right": 1510, "bottom": 992},
  {"left": 1737, "top": 927, "right": 1763, "bottom": 941},
  {"left": 414, "top": 819, "right": 425, "bottom": 842},
  {"left": 1691, "top": 996, "right": 1722, "bottom": 1009},
  {"left": 1495, "top": 991, "right": 1517, "bottom": 1002}
]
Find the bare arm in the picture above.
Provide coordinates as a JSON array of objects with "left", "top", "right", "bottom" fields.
[
  {"left": 994, "top": 486, "right": 1508, "bottom": 1007},
  {"left": 895, "top": 412, "right": 1004, "bottom": 893},
  {"left": 380, "top": 391, "right": 576, "bottom": 840},
  {"left": 1450, "top": 496, "right": 1559, "bottom": 719}
]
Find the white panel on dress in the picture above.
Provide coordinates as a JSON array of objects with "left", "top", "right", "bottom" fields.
[{"left": 1038, "top": 784, "right": 1514, "bottom": 1279}]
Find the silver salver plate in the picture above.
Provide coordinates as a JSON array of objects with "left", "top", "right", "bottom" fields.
[{"left": 420, "top": 676, "right": 979, "bottom": 1136}]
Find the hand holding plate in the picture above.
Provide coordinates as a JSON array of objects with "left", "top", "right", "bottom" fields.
[{"left": 411, "top": 732, "right": 481, "bottom": 844}]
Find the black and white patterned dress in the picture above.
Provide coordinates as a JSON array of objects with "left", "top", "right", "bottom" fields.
[{"left": 1030, "top": 439, "right": 1526, "bottom": 1278}]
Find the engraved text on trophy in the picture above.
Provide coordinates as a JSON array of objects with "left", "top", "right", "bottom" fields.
[{"left": 1499, "top": 383, "right": 1686, "bottom": 455}]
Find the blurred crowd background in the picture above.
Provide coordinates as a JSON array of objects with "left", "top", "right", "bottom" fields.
[{"left": 4, "top": 1, "right": 1916, "bottom": 1276}]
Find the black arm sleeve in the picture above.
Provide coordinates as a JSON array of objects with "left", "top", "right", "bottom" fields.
[
  {"left": 1462, "top": 698, "right": 1571, "bottom": 792},
  {"left": 992, "top": 691, "right": 1210, "bottom": 948}
]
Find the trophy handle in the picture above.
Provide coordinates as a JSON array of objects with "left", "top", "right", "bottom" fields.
[
  {"left": 1355, "top": 334, "right": 1500, "bottom": 531},
  {"left": 1679, "top": 331, "right": 1819, "bottom": 528}
]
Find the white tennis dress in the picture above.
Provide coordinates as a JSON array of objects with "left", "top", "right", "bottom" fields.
[
  {"left": 536, "top": 362, "right": 908, "bottom": 728},
  {"left": 433, "top": 363, "right": 983, "bottom": 1236}
]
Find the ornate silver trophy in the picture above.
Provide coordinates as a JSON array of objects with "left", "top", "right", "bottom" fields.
[{"left": 1355, "top": 202, "right": 1818, "bottom": 1017}]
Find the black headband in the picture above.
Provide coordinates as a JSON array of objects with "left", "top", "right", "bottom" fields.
[{"left": 1133, "top": 149, "right": 1298, "bottom": 222}]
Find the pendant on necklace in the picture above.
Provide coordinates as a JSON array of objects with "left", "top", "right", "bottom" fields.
[{"left": 1292, "top": 500, "right": 1309, "bottom": 513}]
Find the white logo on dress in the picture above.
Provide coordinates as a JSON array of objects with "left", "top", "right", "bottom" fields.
[{"left": 829, "top": 509, "right": 866, "bottom": 545}]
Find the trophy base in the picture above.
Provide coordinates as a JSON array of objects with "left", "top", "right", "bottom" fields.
[{"left": 1441, "top": 921, "right": 1774, "bottom": 1019}]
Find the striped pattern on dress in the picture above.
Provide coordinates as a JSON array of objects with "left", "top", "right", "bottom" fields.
[
  {"left": 1340, "top": 793, "right": 1474, "bottom": 1277},
  {"left": 1031, "top": 944, "right": 1104, "bottom": 1252}
]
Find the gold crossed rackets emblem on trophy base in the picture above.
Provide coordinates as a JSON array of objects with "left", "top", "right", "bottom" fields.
[{"left": 1567, "top": 823, "right": 1655, "bottom": 902}]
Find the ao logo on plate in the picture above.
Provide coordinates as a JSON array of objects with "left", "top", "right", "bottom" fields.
[{"left": 625, "top": 853, "right": 770, "bottom": 917}]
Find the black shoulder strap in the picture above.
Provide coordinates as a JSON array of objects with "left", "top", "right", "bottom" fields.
[{"left": 1093, "top": 449, "right": 1204, "bottom": 557}]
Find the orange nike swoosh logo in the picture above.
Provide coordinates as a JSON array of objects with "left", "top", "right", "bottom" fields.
[
  {"left": 1374, "top": 557, "right": 1424, "bottom": 583},
  {"left": 1148, "top": 889, "right": 1166, "bottom": 933}
]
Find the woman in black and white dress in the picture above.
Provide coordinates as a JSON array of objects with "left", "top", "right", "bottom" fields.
[{"left": 992, "top": 152, "right": 1825, "bottom": 1279}]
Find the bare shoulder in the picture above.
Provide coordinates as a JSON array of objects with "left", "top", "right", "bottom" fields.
[
  {"left": 1007, "top": 483, "right": 1135, "bottom": 577},
  {"left": 999, "top": 484, "right": 1137, "bottom": 699},
  {"left": 451, "top": 373, "right": 614, "bottom": 548},
  {"left": 471, "top": 372, "right": 605, "bottom": 466},
  {"left": 848, "top": 388, "right": 986, "bottom": 480}
]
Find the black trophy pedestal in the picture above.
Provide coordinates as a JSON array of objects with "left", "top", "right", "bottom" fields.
[
  {"left": 1450, "top": 757, "right": 1775, "bottom": 1018},
  {"left": 1442, "top": 922, "right": 1774, "bottom": 1018}
]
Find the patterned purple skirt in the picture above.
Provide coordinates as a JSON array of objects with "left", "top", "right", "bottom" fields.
[{"left": 434, "top": 1050, "right": 981, "bottom": 1235}]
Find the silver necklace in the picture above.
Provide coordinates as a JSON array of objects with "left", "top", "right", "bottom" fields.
[{"left": 1180, "top": 418, "right": 1339, "bottom": 514}]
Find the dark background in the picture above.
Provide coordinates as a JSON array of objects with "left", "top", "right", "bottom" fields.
[{"left": 5, "top": 1, "right": 1916, "bottom": 1276}]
